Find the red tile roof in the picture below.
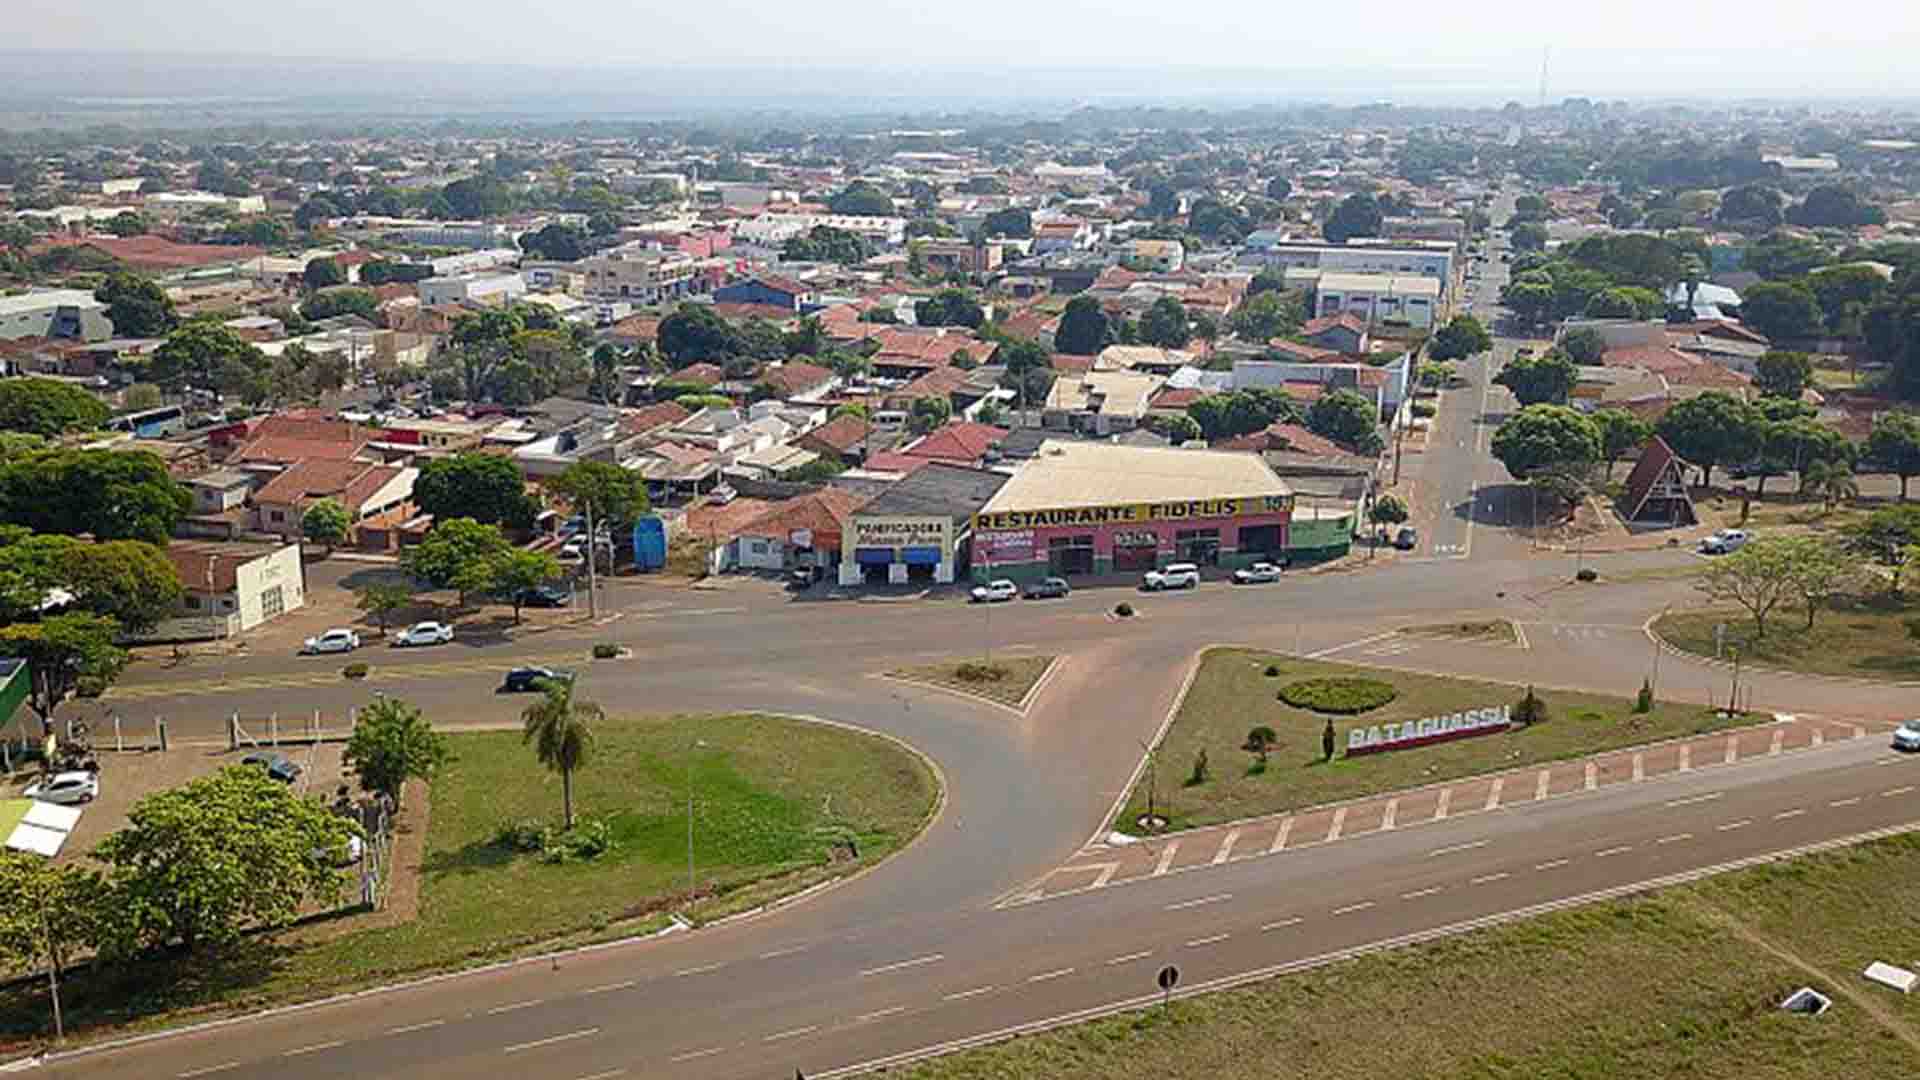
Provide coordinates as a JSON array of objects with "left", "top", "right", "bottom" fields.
[
  {"left": 860, "top": 451, "right": 935, "bottom": 476},
  {"left": 1303, "top": 312, "right": 1368, "bottom": 337},
  {"left": 1214, "top": 422, "right": 1345, "bottom": 456},
  {"left": 1050, "top": 353, "right": 1098, "bottom": 375},
  {"left": 903, "top": 421, "right": 1006, "bottom": 464},
  {"left": 622, "top": 401, "right": 690, "bottom": 436},
  {"left": 732, "top": 488, "right": 869, "bottom": 549},
  {"left": 869, "top": 329, "right": 998, "bottom": 368},
  {"left": 892, "top": 365, "right": 972, "bottom": 401},
  {"left": 669, "top": 363, "right": 726, "bottom": 387},
  {"left": 1149, "top": 386, "right": 1215, "bottom": 410},
  {"left": 1265, "top": 340, "right": 1343, "bottom": 363},
  {"left": 797, "top": 413, "right": 871, "bottom": 453},
  {"left": 711, "top": 302, "right": 800, "bottom": 324},
  {"left": 253, "top": 458, "right": 403, "bottom": 512},
  {"left": 30, "top": 235, "right": 265, "bottom": 271},
  {"left": 757, "top": 361, "right": 835, "bottom": 398}
]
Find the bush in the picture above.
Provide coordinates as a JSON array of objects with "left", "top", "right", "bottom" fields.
[
  {"left": 1635, "top": 678, "right": 1654, "bottom": 714},
  {"left": 494, "top": 819, "right": 545, "bottom": 852},
  {"left": 1575, "top": 567, "right": 1598, "bottom": 582},
  {"left": 1114, "top": 602, "right": 1135, "bottom": 618},
  {"left": 1264, "top": 664, "right": 1281, "bottom": 677},
  {"left": 75, "top": 674, "right": 107, "bottom": 698},
  {"left": 1410, "top": 400, "right": 1437, "bottom": 418},
  {"left": 1278, "top": 676, "right": 1398, "bottom": 714},
  {"left": 592, "top": 642, "right": 621, "bottom": 659},
  {"left": 342, "top": 662, "right": 369, "bottom": 679},
  {"left": 540, "top": 817, "right": 614, "bottom": 864},
  {"left": 1513, "top": 685, "right": 1549, "bottom": 725},
  {"left": 1186, "top": 748, "right": 1210, "bottom": 787},
  {"left": 954, "top": 661, "right": 1007, "bottom": 683}
]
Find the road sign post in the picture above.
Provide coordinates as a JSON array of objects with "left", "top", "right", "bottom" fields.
[{"left": 1157, "top": 964, "right": 1179, "bottom": 1011}]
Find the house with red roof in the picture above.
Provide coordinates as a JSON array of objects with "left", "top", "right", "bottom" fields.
[
  {"left": 728, "top": 488, "right": 869, "bottom": 572},
  {"left": 250, "top": 458, "right": 418, "bottom": 544},
  {"left": 755, "top": 361, "right": 837, "bottom": 402},
  {"left": 1301, "top": 313, "right": 1370, "bottom": 354},
  {"left": 794, "top": 413, "right": 872, "bottom": 462},
  {"left": 866, "top": 328, "right": 997, "bottom": 379},
  {"left": 902, "top": 421, "right": 1006, "bottom": 467}
]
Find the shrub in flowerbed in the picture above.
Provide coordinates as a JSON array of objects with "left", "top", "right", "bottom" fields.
[
  {"left": 1278, "top": 676, "right": 1397, "bottom": 714},
  {"left": 954, "top": 661, "right": 1007, "bottom": 683}
]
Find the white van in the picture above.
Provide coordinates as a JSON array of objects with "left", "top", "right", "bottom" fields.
[{"left": 1142, "top": 562, "right": 1201, "bottom": 591}]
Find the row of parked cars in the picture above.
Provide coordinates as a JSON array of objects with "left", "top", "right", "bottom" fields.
[{"left": 968, "top": 560, "right": 1293, "bottom": 603}]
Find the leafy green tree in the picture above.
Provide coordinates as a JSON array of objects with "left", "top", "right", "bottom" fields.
[
  {"left": 1305, "top": 389, "right": 1382, "bottom": 452},
  {"left": 1368, "top": 493, "right": 1409, "bottom": 527},
  {"left": 522, "top": 677, "right": 601, "bottom": 828},
  {"left": 1157, "top": 413, "right": 1203, "bottom": 444},
  {"left": 914, "top": 289, "right": 985, "bottom": 329},
  {"left": 1265, "top": 176, "right": 1292, "bottom": 200},
  {"left": 95, "top": 766, "right": 358, "bottom": 957},
  {"left": 1509, "top": 221, "right": 1549, "bottom": 252},
  {"left": 440, "top": 175, "right": 511, "bottom": 219},
  {"left": 1137, "top": 296, "right": 1192, "bottom": 348},
  {"left": 827, "top": 181, "right": 893, "bottom": 216},
  {"left": 1695, "top": 536, "right": 1805, "bottom": 639},
  {"left": 1739, "top": 282, "right": 1823, "bottom": 343},
  {"left": 355, "top": 581, "right": 411, "bottom": 636},
  {"left": 151, "top": 320, "right": 265, "bottom": 392},
  {"left": 549, "top": 460, "right": 650, "bottom": 531},
  {"left": 1560, "top": 327, "right": 1607, "bottom": 364},
  {"left": 519, "top": 222, "right": 590, "bottom": 261},
  {"left": 1501, "top": 271, "right": 1557, "bottom": 326},
  {"left": 0, "top": 612, "right": 128, "bottom": 728},
  {"left": 1491, "top": 405, "right": 1601, "bottom": 481},
  {"left": 0, "top": 378, "right": 110, "bottom": 436},
  {"left": 1323, "top": 193, "right": 1383, "bottom": 243},
  {"left": 1754, "top": 351, "right": 1814, "bottom": 399},
  {"left": 658, "top": 303, "right": 740, "bottom": 366},
  {"left": 1744, "top": 230, "right": 1831, "bottom": 280},
  {"left": 0, "top": 851, "right": 102, "bottom": 1017},
  {"left": 1801, "top": 457, "right": 1859, "bottom": 511},
  {"left": 1583, "top": 286, "right": 1665, "bottom": 320},
  {"left": 1787, "top": 186, "right": 1887, "bottom": 229},
  {"left": 0, "top": 448, "right": 190, "bottom": 543},
  {"left": 1864, "top": 413, "right": 1920, "bottom": 500},
  {"left": 980, "top": 208, "right": 1031, "bottom": 238},
  {"left": 301, "top": 498, "right": 350, "bottom": 553},
  {"left": 491, "top": 548, "right": 564, "bottom": 623},
  {"left": 1186, "top": 388, "right": 1301, "bottom": 441},
  {"left": 401, "top": 517, "right": 513, "bottom": 604},
  {"left": 1055, "top": 296, "right": 1112, "bottom": 356},
  {"left": 1493, "top": 350, "right": 1578, "bottom": 406},
  {"left": 1656, "top": 391, "right": 1766, "bottom": 485},
  {"left": 1805, "top": 264, "right": 1888, "bottom": 334},
  {"left": 345, "top": 696, "right": 451, "bottom": 807},
  {"left": 0, "top": 533, "right": 181, "bottom": 633},
  {"left": 909, "top": 395, "right": 953, "bottom": 434},
  {"left": 1846, "top": 505, "right": 1920, "bottom": 591},
  {"left": 303, "top": 257, "right": 344, "bottom": 289},
  {"left": 782, "top": 225, "right": 868, "bottom": 265},
  {"left": 299, "top": 286, "right": 378, "bottom": 323},
  {"left": 1428, "top": 315, "right": 1493, "bottom": 361},
  {"left": 1715, "top": 184, "right": 1783, "bottom": 229},
  {"left": 1592, "top": 408, "right": 1653, "bottom": 477},
  {"left": 1230, "top": 290, "right": 1305, "bottom": 342},
  {"left": 95, "top": 272, "right": 177, "bottom": 337},
  {"left": 413, "top": 453, "right": 537, "bottom": 529}
]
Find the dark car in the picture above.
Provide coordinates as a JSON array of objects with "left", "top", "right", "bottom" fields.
[
  {"left": 517, "top": 585, "right": 572, "bottom": 608},
  {"left": 1394, "top": 526, "right": 1419, "bottom": 551},
  {"left": 1024, "top": 577, "right": 1071, "bottom": 599},
  {"left": 502, "top": 666, "right": 575, "bottom": 693},
  {"left": 241, "top": 751, "right": 302, "bottom": 784}
]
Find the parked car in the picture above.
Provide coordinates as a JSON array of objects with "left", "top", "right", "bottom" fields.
[
  {"left": 1394, "top": 527, "right": 1419, "bottom": 551},
  {"left": 1142, "top": 563, "right": 1202, "bottom": 591},
  {"left": 1024, "top": 577, "right": 1071, "bottom": 599},
  {"left": 502, "top": 666, "right": 575, "bottom": 693},
  {"left": 709, "top": 485, "right": 738, "bottom": 505},
  {"left": 24, "top": 770, "right": 98, "bottom": 805},
  {"left": 392, "top": 621, "right": 454, "bottom": 647},
  {"left": 1699, "top": 529, "right": 1750, "bottom": 555},
  {"left": 241, "top": 751, "right": 302, "bottom": 784},
  {"left": 788, "top": 567, "right": 820, "bottom": 591},
  {"left": 1893, "top": 719, "right": 1920, "bottom": 753},
  {"left": 517, "top": 585, "right": 572, "bottom": 608},
  {"left": 970, "top": 579, "right": 1018, "bottom": 603},
  {"left": 301, "top": 628, "right": 360, "bottom": 655},
  {"left": 559, "top": 539, "right": 585, "bottom": 562},
  {"left": 1232, "top": 562, "right": 1286, "bottom": 584}
]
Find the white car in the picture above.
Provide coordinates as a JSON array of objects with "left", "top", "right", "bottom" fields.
[
  {"left": 1142, "top": 563, "right": 1201, "bottom": 591},
  {"left": 970, "top": 579, "right": 1018, "bottom": 603},
  {"left": 1894, "top": 719, "right": 1920, "bottom": 753},
  {"left": 302, "top": 628, "right": 361, "bottom": 655},
  {"left": 1699, "top": 529, "right": 1750, "bottom": 555},
  {"left": 25, "top": 770, "right": 98, "bottom": 805},
  {"left": 393, "top": 621, "right": 454, "bottom": 647},
  {"left": 1232, "top": 562, "right": 1286, "bottom": 584}
]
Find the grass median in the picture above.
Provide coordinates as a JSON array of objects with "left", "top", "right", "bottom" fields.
[
  {"left": 1655, "top": 597, "right": 1920, "bottom": 680},
  {"left": 900, "top": 832, "right": 1920, "bottom": 1079},
  {"left": 889, "top": 654, "right": 1056, "bottom": 709},
  {"left": 1119, "top": 648, "right": 1736, "bottom": 834},
  {"left": 0, "top": 712, "right": 938, "bottom": 1043}
]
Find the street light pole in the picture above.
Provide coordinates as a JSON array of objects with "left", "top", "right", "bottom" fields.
[
  {"left": 584, "top": 501, "right": 599, "bottom": 619},
  {"left": 687, "top": 738, "right": 706, "bottom": 898},
  {"left": 41, "top": 906, "right": 62, "bottom": 1044}
]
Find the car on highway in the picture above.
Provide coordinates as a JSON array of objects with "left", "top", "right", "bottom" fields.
[
  {"left": 1232, "top": 561, "right": 1286, "bottom": 584},
  {"left": 1024, "top": 576, "right": 1071, "bottom": 599},
  {"left": 1894, "top": 719, "right": 1920, "bottom": 753},
  {"left": 502, "top": 666, "right": 575, "bottom": 693},
  {"left": 24, "top": 770, "right": 98, "bottom": 804},
  {"left": 1394, "top": 527, "right": 1419, "bottom": 550},
  {"left": 301, "top": 628, "right": 360, "bottom": 655},
  {"left": 241, "top": 751, "right": 302, "bottom": 784},
  {"left": 1699, "top": 529, "right": 1750, "bottom": 555},
  {"left": 1142, "top": 562, "right": 1201, "bottom": 591},
  {"left": 392, "top": 620, "right": 454, "bottom": 647},
  {"left": 970, "top": 579, "right": 1018, "bottom": 603}
]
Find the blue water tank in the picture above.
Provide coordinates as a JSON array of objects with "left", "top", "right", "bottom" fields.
[{"left": 632, "top": 516, "right": 668, "bottom": 571}]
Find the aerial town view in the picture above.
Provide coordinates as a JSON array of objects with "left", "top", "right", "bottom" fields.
[{"left": 2, "top": 8, "right": 1920, "bottom": 1077}]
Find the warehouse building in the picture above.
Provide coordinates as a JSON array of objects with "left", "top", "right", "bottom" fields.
[{"left": 970, "top": 442, "right": 1294, "bottom": 584}]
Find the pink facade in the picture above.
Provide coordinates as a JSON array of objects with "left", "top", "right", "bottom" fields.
[{"left": 975, "top": 509, "right": 1291, "bottom": 578}]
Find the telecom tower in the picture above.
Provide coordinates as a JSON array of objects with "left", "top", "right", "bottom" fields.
[{"left": 1538, "top": 46, "right": 1550, "bottom": 109}]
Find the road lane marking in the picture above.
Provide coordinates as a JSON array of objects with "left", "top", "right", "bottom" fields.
[
  {"left": 1327, "top": 806, "right": 1348, "bottom": 842},
  {"left": 1106, "top": 950, "right": 1153, "bottom": 966},
  {"left": 1380, "top": 798, "right": 1399, "bottom": 831},
  {"left": 580, "top": 980, "right": 636, "bottom": 995},
  {"left": 669, "top": 1047, "right": 725, "bottom": 1063},
  {"left": 1536, "top": 858, "right": 1570, "bottom": 870},
  {"left": 1429, "top": 840, "right": 1488, "bottom": 858},
  {"left": 858, "top": 1006, "right": 907, "bottom": 1023},
  {"left": 1433, "top": 788, "right": 1451, "bottom": 820},
  {"left": 1470, "top": 872, "right": 1510, "bottom": 885},
  {"left": 386, "top": 1019, "right": 445, "bottom": 1035},
  {"left": 1402, "top": 886, "right": 1443, "bottom": 900},
  {"left": 1262, "top": 917, "right": 1303, "bottom": 931},
  {"left": 177, "top": 1065, "right": 239, "bottom": 1078},
  {"left": 1484, "top": 777, "right": 1504, "bottom": 811},
  {"left": 1152, "top": 841, "right": 1181, "bottom": 876},
  {"left": 1269, "top": 817, "right": 1294, "bottom": 853},
  {"left": 674, "top": 963, "right": 725, "bottom": 977},
  {"left": 1831, "top": 797, "right": 1862, "bottom": 808},
  {"left": 575, "top": 1070, "right": 628, "bottom": 1080},
  {"left": 1632, "top": 752, "right": 1644, "bottom": 782},
  {"left": 1165, "top": 892, "right": 1232, "bottom": 911},
  {"left": 1717, "top": 820, "right": 1750, "bottom": 832},
  {"left": 762, "top": 1026, "right": 818, "bottom": 1043},
  {"left": 1770, "top": 729, "right": 1785, "bottom": 756},
  {"left": 1665, "top": 792, "right": 1720, "bottom": 807},
  {"left": 1657, "top": 833, "right": 1693, "bottom": 845},
  {"left": 504, "top": 1028, "right": 600, "bottom": 1054},
  {"left": 1855, "top": 724, "right": 1868, "bottom": 739},
  {"left": 1584, "top": 762, "right": 1598, "bottom": 791},
  {"left": 860, "top": 954, "right": 944, "bottom": 978},
  {"left": 283, "top": 1040, "right": 345, "bottom": 1057},
  {"left": 1212, "top": 828, "right": 1242, "bottom": 864},
  {"left": 1331, "top": 900, "right": 1375, "bottom": 916},
  {"left": 487, "top": 998, "right": 544, "bottom": 1014},
  {"left": 1724, "top": 735, "right": 1739, "bottom": 765},
  {"left": 1092, "top": 862, "right": 1119, "bottom": 888},
  {"left": 1185, "top": 934, "right": 1231, "bottom": 948},
  {"left": 1595, "top": 846, "right": 1633, "bottom": 858},
  {"left": 1306, "top": 630, "right": 1398, "bottom": 658},
  {"left": 1534, "top": 769, "right": 1551, "bottom": 801},
  {"left": 1028, "top": 968, "right": 1075, "bottom": 982},
  {"left": 1775, "top": 808, "right": 1805, "bottom": 819},
  {"left": 1678, "top": 745, "right": 1692, "bottom": 772},
  {"left": 944, "top": 986, "right": 994, "bottom": 1001},
  {"left": 759, "top": 945, "right": 807, "bottom": 959},
  {"left": 1885, "top": 786, "right": 1916, "bottom": 798}
]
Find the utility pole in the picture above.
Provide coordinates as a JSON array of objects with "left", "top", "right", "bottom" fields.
[
  {"left": 41, "top": 906, "right": 62, "bottom": 1044},
  {"left": 584, "top": 501, "right": 598, "bottom": 619},
  {"left": 687, "top": 739, "right": 706, "bottom": 898}
]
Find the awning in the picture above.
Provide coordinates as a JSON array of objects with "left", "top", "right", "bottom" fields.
[
  {"left": 854, "top": 548, "right": 894, "bottom": 566},
  {"left": 902, "top": 546, "right": 942, "bottom": 566}
]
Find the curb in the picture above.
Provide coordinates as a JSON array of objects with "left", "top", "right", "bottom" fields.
[{"left": 1641, "top": 613, "right": 1920, "bottom": 690}]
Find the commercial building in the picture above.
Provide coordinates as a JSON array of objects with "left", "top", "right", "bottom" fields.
[
  {"left": 970, "top": 442, "right": 1294, "bottom": 584},
  {"left": 1311, "top": 272, "right": 1442, "bottom": 329},
  {"left": 0, "top": 289, "right": 112, "bottom": 342},
  {"left": 160, "top": 541, "right": 306, "bottom": 639},
  {"left": 581, "top": 247, "right": 699, "bottom": 303},
  {"left": 843, "top": 463, "right": 1008, "bottom": 586},
  {"left": 417, "top": 272, "right": 527, "bottom": 307}
]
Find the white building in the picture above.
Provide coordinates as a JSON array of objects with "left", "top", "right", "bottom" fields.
[
  {"left": 580, "top": 246, "right": 698, "bottom": 302},
  {"left": 0, "top": 289, "right": 113, "bottom": 342},
  {"left": 417, "top": 273, "right": 527, "bottom": 307},
  {"left": 145, "top": 191, "right": 268, "bottom": 215},
  {"left": 1310, "top": 272, "right": 1442, "bottom": 329},
  {"left": 734, "top": 213, "right": 907, "bottom": 249},
  {"left": 161, "top": 541, "right": 306, "bottom": 639}
]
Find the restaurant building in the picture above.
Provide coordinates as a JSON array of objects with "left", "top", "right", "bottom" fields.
[{"left": 970, "top": 441, "right": 1294, "bottom": 583}]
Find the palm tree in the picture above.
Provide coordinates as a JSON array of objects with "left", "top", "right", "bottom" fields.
[
  {"left": 521, "top": 677, "right": 600, "bottom": 829},
  {"left": 1802, "top": 459, "right": 1860, "bottom": 514}
]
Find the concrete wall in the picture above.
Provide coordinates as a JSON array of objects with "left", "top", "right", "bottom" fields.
[{"left": 232, "top": 544, "right": 306, "bottom": 632}]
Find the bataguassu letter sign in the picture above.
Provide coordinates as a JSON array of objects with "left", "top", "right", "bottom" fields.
[
  {"left": 1347, "top": 705, "right": 1511, "bottom": 756},
  {"left": 975, "top": 495, "right": 1293, "bottom": 532}
]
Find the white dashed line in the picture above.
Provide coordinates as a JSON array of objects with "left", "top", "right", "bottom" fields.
[
  {"left": 1185, "top": 934, "right": 1231, "bottom": 948},
  {"left": 670, "top": 1048, "right": 726, "bottom": 1064},
  {"left": 674, "top": 962, "right": 725, "bottom": 977},
  {"left": 580, "top": 980, "right": 636, "bottom": 995},
  {"left": 758, "top": 945, "right": 807, "bottom": 960},
  {"left": 386, "top": 1019, "right": 445, "bottom": 1035},
  {"left": 1428, "top": 840, "right": 1488, "bottom": 858},
  {"left": 1884, "top": 786, "right": 1915, "bottom": 798},
  {"left": 1470, "top": 872, "right": 1510, "bottom": 885},
  {"left": 1262, "top": 917, "right": 1303, "bottom": 931},
  {"left": 1165, "top": 892, "right": 1232, "bottom": 911},
  {"left": 1106, "top": 950, "right": 1153, "bottom": 966},
  {"left": 574, "top": 1069, "right": 629, "bottom": 1080},
  {"left": 1331, "top": 900, "right": 1376, "bottom": 916},
  {"left": 1402, "top": 886, "right": 1443, "bottom": 900},
  {"left": 762, "top": 1026, "right": 818, "bottom": 1044},
  {"left": 1665, "top": 792, "right": 1721, "bottom": 808},
  {"left": 1535, "top": 858, "right": 1570, "bottom": 871},
  {"left": 1028, "top": 968, "right": 1075, "bottom": 983},
  {"left": 1774, "top": 808, "right": 1805, "bottom": 819},
  {"left": 860, "top": 954, "right": 944, "bottom": 978},
  {"left": 1716, "top": 820, "right": 1750, "bottom": 832},
  {"left": 1595, "top": 846, "right": 1633, "bottom": 858},
  {"left": 504, "top": 1028, "right": 599, "bottom": 1054},
  {"left": 1831, "top": 797, "right": 1862, "bottom": 808},
  {"left": 283, "top": 1041, "right": 345, "bottom": 1058},
  {"left": 944, "top": 986, "right": 995, "bottom": 1001},
  {"left": 178, "top": 1064, "right": 240, "bottom": 1077},
  {"left": 487, "top": 999, "right": 544, "bottom": 1014},
  {"left": 1656, "top": 833, "right": 1693, "bottom": 845},
  {"left": 857, "top": 1006, "right": 907, "bottom": 1023}
]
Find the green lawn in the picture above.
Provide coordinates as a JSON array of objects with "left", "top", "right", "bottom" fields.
[
  {"left": 1657, "top": 596, "right": 1920, "bottom": 680},
  {"left": 889, "top": 655, "right": 1056, "bottom": 709},
  {"left": 0, "top": 712, "right": 937, "bottom": 1042},
  {"left": 900, "top": 833, "right": 1920, "bottom": 1080},
  {"left": 1118, "top": 649, "right": 1737, "bottom": 834}
]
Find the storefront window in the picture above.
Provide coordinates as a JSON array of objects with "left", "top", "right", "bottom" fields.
[
  {"left": 1175, "top": 528, "right": 1221, "bottom": 566},
  {"left": 1048, "top": 534, "right": 1096, "bottom": 576}
]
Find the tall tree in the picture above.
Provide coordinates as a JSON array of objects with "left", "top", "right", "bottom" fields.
[
  {"left": 1695, "top": 536, "right": 1804, "bottom": 639},
  {"left": 1864, "top": 413, "right": 1920, "bottom": 500},
  {"left": 0, "top": 448, "right": 190, "bottom": 543},
  {"left": 1305, "top": 389, "right": 1383, "bottom": 453},
  {"left": 1493, "top": 350, "right": 1578, "bottom": 406},
  {"left": 1592, "top": 409, "right": 1653, "bottom": 477},
  {"left": 491, "top": 548, "right": 564, "bottom": 624},
  {"left": 412, "top": 454, "right": 537, "bottom": 529},
  {"left": 301, "top": 498, "right": 351, "bottom": 553},
  {"left": 1738, "top": 282, "right": 1823, "bottom": 343},
  {"left": 548, "top": 460, "right": 650, "bottom": 531},
  {"left": 1055, "top": 296, "right": 1112, "bottom": 356},
  {"left": 303, "top": 257, "right": 344, "bottom": 290},
  {"left": 0, "top": 851, "right": 101, "bottom": 1024},
  {"left": 0, "top": 378, "right": 110, "bottom": 436},
  {"left": 151, "top": 320, "right": 265, "bottom": 392},
  {"left": 1753, "top": 351, "right": 1813, "bottom": 399},
  {"left": 355, "top": 582, "right": 411, "bottom": 636},
  {"left": 0, "top": 612, "right": 128, "bottom": 729},
  {"left": 521, "top": 677, "right": 601, "bottom": 829},
  {"left": 1491, "top": 405, "right": 1601, "bottom": 481},
  {"left": 1428, "top": 315, "right": 1493, "bottom": 361},
  {"left": 95, "top": 272, "right": 177, "bottom": 337},
  {"left": 1137, "top": 296, "right": 1192, "bottom": 349},
  {"left": 1656, "top": 391, "right": 1766, "bottom": 485},
  {"left": 1229, "top": 290, "right": 1304, "bottom": 342},
  {"left": 400, "top": 517, "right": 513, "bottom": 605},
  {"left": 1323, "top": 194, "right": 1383, "bottom": 244},
  {"left": 344, "top": 696, "right": 451, "bottom": 808}
]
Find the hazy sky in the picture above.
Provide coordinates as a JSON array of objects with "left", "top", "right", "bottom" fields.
[{"left": 13, "top": 0, "right": 1920, "bottom": 101}]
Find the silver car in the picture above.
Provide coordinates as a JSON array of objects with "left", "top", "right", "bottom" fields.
[{"left": 1893, "top": 719, "right": 1920, "bottom": 753}]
